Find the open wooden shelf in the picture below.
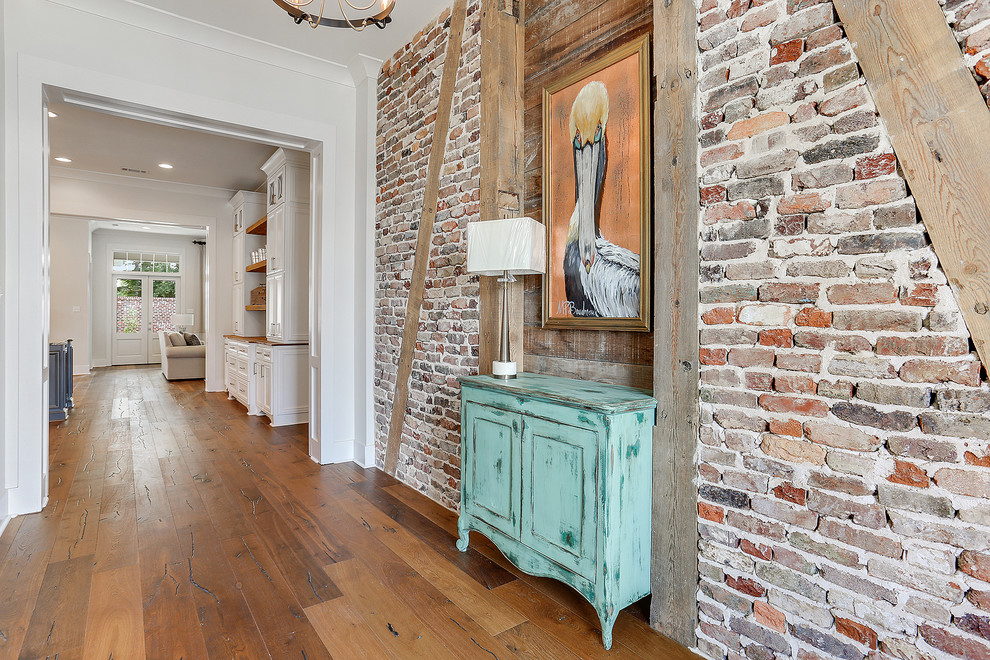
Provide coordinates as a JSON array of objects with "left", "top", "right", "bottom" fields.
[
  {"left": 246, "top": 260, "right": 267, "bottom": 273},
  {"left": 245, "top": 305, "right": 266, "bottom": 311},
  {"left": 246, "top": 215, "right": 268, "bottom": 235}
]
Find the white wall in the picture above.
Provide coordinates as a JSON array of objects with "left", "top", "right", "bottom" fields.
[
  {"left": 51, "top": 170, "right": 228, "bottom": 383},
  {"left": 49, "top": 216, "right": 92, "bottom": 374},
  {"left": 90, "top": 227, "right": 204, "bottom": 367},
  {"left": 1, "top": 0, "right": 379, "bottom": 517}
]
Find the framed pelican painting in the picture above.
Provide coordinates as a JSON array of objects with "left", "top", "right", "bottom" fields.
[{"left": 541, "top": 34, "right": 652, "bottom": 332}]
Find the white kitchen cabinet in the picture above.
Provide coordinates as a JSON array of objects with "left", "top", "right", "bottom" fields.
[
  {"left": 260, "top": 149, "right": 310, "bottom": 343},
  {"left": 227, "top": 339, "right": 307, "bottom": 427}
]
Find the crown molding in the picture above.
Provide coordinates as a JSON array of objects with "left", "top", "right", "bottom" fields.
[
  {"left": 47, "top": 0, "right": 356, "bottom": 87},
  {"left": 348, "top": 54, "right": 385, "bottom": 86},
  {"left": 51, "top": 166, "right": 237, "bottom": 200}
]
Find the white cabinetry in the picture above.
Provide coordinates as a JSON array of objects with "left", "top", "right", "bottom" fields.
[
  {"left": 226, "top": 339, "right": 308, "bottom": 426},
  {"left": 229, "top": 191, "right": 266, "bottom": 338},
  {"left": 261, "top": 149, "right": 309, "bottom": 343}
]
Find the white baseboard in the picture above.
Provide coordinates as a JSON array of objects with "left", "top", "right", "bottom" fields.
[
  {"left": 0, "top": 514, "right": 11, "bottom": 540},
  {"left": 92, "top": 359, "right": 109, "bottom": 368},
  {"left": 73, "top": 367, "right": 91, "bottom": 376}
]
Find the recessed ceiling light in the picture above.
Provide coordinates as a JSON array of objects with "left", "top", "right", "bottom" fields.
[
  {"left": 54, "top": 157, "right": 72, "bottom": 163},
  {"left": 48, "top": 111, "right": 57, "bottom": 118},
  {"left": 158, "top": 163, "right": 173, "bottom": 169}
]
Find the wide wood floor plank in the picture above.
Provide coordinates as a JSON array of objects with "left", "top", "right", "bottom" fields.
[
  {"left": 82, "top": 564, "right": 145, "bottom": 660},
  {"left": 0, "top": 366, "right": 694, "bottom": 659}
]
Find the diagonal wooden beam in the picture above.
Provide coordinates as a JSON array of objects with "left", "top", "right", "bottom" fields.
[
  {"left": 384, "top": 0, "right": 469, "bottom": 475},
  {"left": 834, "top": 0, "right": 990, "bottom": 370}
]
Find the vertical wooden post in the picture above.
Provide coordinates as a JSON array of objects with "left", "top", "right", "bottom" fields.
[
  {"left": 480, "top": 0, "right": 526, "bottom": 374},
  {"left": 384, "top": 0, "right": 469, "bottom": 475},
  {"left": 651, "top": 0, "right": 700, "bottom": 647}
]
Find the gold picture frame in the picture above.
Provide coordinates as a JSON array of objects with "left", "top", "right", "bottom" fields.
[{"left": 541, "top": 34, "right": 652, "bottom": 332}]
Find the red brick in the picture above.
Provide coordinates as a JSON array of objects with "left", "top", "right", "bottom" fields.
[
  {"left": 759, "top": 283, "right": 820, "bottom": 304},
  {"left": 761, "top": 434, "right": 826, "bottom": 464},
  {"left": 745, "top": 371, "right": 774, "bottom": 391},
  {"left": 826, "top": 283, "right": 897, "bottom": 305},
  {"left": 726, "top": 575, "right": 765, "bottom": 597},
  {"left": 818, "top": 518, "right": 902, "bottom": 558},
  {"left": 759, "top": 329, "right": 793, "bottom": 348},
  {"left": 773, "top": 482, "right": 807, "bottom": 505},
  {"left": 701, "top": 110, "right": 724, "bottom": 130},
  {"left": 741, "top": 3, "right": 778, "bottom": 31},
  {"left": 876, "top": 335, "right": 969, "bottom": 357},
  {"left": 960, "top": 551, "right": 990, "bottom": 583},
  {"left": 899, "top": 283, "right": 939, "bottom": 307},
  {"left": 704, "top": 201, "right": 757, "bottom": 224},
  {"left": 703, "top": 307, "right": 736, "bottom": 325},
  {"left": 966, "top": 451, "right": 990, "bottom": 468},
  {"left": 702, "top": 143, "right": 744, "bottom": 167},
  {"left": 700, "top": 348, "right": 728, "bottom": 366},
  {"left": 920, "top": 625, "right": 990, "bottom": 659},
  {"left": 754, "top": 601, "right": 787, "bottom": 634},
  {"left": 727, "top": 0, "right": 749, "bottom": 18},
  {"left": 759, "top": 394, "right": 829, "bottom": 417},
  {"left": 777, "top": 192, "right": 831, "bottom": 214},
  {"left": 726, "top": 111, "right": 790, "bottom": 140},
  {"left": 835, "top": 617, "right": 877, "bottom": 649},
  {"left": 740, "top": 539, "right": 773, "bottom": 561},
  {"left": 835, "top": 178, "right": 906, "bottom": 209},
  {"left": 774, "top": 373, "right": 817, "bottom": 394},
  {"left": 701, "top": 184, "right": 727, "bottom": 205},
  {"left": 770, "top": 418, "right": 803, "bottom": 437},
  {"left": 900, "top": 359, "right": 982, "bottom": 387},
  {"left": 934, "top": 468, "right": 990, "bottom": 498},
  {"left": 699, "top": 501, "right": 725, "bottom": 523},
  {"left": 957, "top": 614, "right": 990, "bottom": 644},
  {"left": 819, "top": 85, "right": 867, "bottom": 117},
  {"left": 770, "top": 39, "right": 803, "bottom": 65},
  {"left": 775, "top": 352, "right": 823, "bottom": 372},
  {"left": 806, "top": 24, "right": 843, "bottom": 51},
  {"left": 969, "top": 589, "right": 990, "bottom": 612},
  {"left": 855, "top": 153, "right": 896, "bottom": 179},
  {"left": 729, "top": 348, "right": 776, "bottom": 368},
  {"left": 795, "top": 307, "right": 831, "bottom": 327}
]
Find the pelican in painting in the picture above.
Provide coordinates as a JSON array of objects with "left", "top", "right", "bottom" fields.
[{"left": 563, "top": 81, "right": 640, "bottom": 318}]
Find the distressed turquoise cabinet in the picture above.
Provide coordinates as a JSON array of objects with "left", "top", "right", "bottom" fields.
[{"left": 456, "top": 373, "right": 657, "bottom": 649}]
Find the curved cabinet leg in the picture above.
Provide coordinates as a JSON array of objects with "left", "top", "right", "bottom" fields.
[
  {"left": 455, "top": 517, "right": 471, "bottom": 552},
  {"left": 599, "top": 609, "right": 619, "bottom": 651}
]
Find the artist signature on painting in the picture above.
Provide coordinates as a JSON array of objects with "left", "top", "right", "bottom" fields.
[{"left": 558, "top": 300, "right": 598, "bottom": 318}]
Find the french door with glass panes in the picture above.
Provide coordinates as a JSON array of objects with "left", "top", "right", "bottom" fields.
[{"left": 112, "top": 274, "right": 181, "bottom": 365}]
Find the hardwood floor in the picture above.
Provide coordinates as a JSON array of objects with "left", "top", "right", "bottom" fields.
[{"left": 0, "top": 366, "right": 698, "bottom": 659}]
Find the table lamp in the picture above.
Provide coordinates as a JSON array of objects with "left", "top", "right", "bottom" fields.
[
  {"left": 172, "top": 313, "right": 194, "bottom": 333},
  {"left": 466, "top": 217, "right": 546, "bottom": 379}
]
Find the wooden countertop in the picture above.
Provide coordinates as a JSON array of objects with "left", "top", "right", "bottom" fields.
[{"left": 223, "top": 335, "right": 309, "bottom": 347}]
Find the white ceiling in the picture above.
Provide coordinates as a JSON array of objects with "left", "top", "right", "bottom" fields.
[
  {"left": 90, "top": 219, "right": 208, "bottom": 238},
  {"left": 136, "top": 0, "right": 455, "bottom": 66},
  {"left": 48, "top": 101, "right": 276, "bottom": 191}
]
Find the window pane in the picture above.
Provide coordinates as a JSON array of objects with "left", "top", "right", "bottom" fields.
[
  {"left": 151, "top": 279, "right": 177, "bottom": 332},
  {"left": 115, "top": 279, "right": 142, "bottom": 334}
]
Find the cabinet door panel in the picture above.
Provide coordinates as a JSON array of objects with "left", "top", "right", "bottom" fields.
[
  {"left": 463, "top": 405, "right": 521, "bottom": 538},
  {"left": 522, "top": 417, "right": 597, "bottom": 580}
]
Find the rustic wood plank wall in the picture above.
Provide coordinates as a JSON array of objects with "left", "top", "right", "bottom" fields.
[{"left": 522, "top": 0, "right": 655, "bottom": 389}]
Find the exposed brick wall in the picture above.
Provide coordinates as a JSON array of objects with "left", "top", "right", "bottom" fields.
[
  {"left": 374, "top": 0, "right": 482, "bottom": 509},
  {"left": 695, "top": 1, "right": 990, "bottom": 659},
  {"left": 943, "top": 0, "right": 990, "bottom": 106}
]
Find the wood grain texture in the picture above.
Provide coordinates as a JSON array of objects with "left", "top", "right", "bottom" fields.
[
  {"left": 384, "top": 0, "right": 469, "bottom": 474},
  {"left": 650, "top": 0, "right": 700, "bottom": 648},
  {"left": 522, "top": 0, "right": 655, "bottom": 386},
  {"left": 0, "top": 366, "right": 693, "bottom": 658},
  {"left": 833, "top": 0, "right": 990, "bottom": 370},
  {"left": 480, "top": 0, "right": 527, "bottom": 375}
]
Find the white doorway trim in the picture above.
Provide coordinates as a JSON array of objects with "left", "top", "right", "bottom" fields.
[{"left": 4, "top": 53, "right": 361, "bottom": 517}]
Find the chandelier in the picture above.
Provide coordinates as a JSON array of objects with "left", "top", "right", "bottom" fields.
[{"left": 272, "top": 0, "right": 395, "bottom": 31}]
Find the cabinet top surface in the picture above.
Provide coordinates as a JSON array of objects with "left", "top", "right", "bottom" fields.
[
  {"left": 224, "top": 335, "right": 308, "bottom": 347},
  {"left": 458, "top": 373, "right": 656, "bottom": 414}
]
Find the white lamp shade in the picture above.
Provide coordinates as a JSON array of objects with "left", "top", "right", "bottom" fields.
[
  {"left": 172, "top": 313, "right": 194, "bottom": 327},
  {"left": 466, "top": 217, "right": 546, "bottom": 276}
]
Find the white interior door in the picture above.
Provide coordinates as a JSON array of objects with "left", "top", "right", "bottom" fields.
[{"left": 112, "top": 274, "right": 180, "bottom": 365}]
